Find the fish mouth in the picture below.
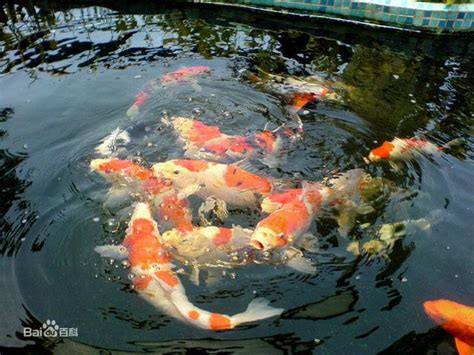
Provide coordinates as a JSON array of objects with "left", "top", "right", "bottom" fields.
[{"left": 251, "top": 240, "right": 265, "bottom": 250}]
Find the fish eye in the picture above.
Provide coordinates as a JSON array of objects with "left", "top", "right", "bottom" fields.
[{"left": 173, "top": 170, "right": 180, "bottom": 175}]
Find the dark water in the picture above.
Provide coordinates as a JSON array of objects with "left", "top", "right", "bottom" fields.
[{"left": 1, "top": 2, "right": 473, "bottom": 354}]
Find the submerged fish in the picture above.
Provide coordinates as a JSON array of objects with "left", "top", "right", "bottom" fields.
[
  {"left": 424, "top": 299, "right": 474, "bottom": 355},
  {"left": 152, "top": 159, "right": 273, "bottom": 209},
  {"left": 366, "top": 137, "right": 463, "bottom": 164},
  {"left": 95, "top": 202, "right": 283, "bottom": 330},
  {"left": 127, "top": 66, "right": 210, "bottom": 116},
  {"left": 90, "top": 158, "right": 193, "bottom": 231},
  {"left": 244, "top": 68, "right": 331, "bottom": 111},
  {"left": 166, "top": 117, "right": 292, "bottom": 167}
]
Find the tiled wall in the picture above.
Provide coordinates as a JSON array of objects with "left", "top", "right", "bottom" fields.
[{"left": 192, "top": 0, "right": 474, "bottom": 32}]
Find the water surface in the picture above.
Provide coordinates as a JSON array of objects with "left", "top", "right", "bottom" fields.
[{"left": 1, "top": 2, "right": 473, "bottom": 354}]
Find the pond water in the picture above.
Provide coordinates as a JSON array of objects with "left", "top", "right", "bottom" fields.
[{"left": 1, "top": 2, "right": 473, "bottom": 354}]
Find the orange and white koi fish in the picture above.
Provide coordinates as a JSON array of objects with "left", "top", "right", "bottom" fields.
[
  {"left": 424, "top": 299, "right": 474, "bottom": 355},
  {"left": 162, "top": 225, "right": 317, "bottom": 276},
  {"left": 95, "top": 202, "right": 283, "bottom": 330},
  {"left": 152, "top": 159, "right": 273, "bottom": 209},
  {"left": 162, "top": 226, "right": 253, "bottom": 266},
  {"left": 366, "top": 137, "right": 463, "bottom": 163},
  {"left": 251, "top": 184, "right": 328, "bottom": 251},
  {"left": 90, "top": 159, "right": 193, "bottom": 232},
  {"left": 167, "top": 117, "right": 291, "bottom": 167},
  {"left": 127, "top": 66, "right": 210, "bottom": 116}
]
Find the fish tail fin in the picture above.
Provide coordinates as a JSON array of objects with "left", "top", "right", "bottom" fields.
[
  {"left": 230, "top": 298, "right": 283, "bottom": 327},
  {"left": 440, "top": 137, "right": 464, "bottom": 151},
  {"left": 454, "top": 338, "right": 474, "bottom": 355},
  {"left": 169, "top": 294, "right": 282, "bottom": 330}
]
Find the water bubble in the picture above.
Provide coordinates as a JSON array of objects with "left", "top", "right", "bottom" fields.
[
  {"left": 355, "top": 275, "right": 361, "bottom": 280},
  {"left": 109, "top": 259, "right": 115, "bottom": 265},
  {"left": 392, "top": 75, "right": 399, "bottom": 79},
  {"left": 230, "top": 272, "right": 237, "bottom": 279},
  {"left": 20, "top": 237, "right": 25, "bottom": 242},
  {"left": 222, "top": 111, "right": 233, "bottom": 119},
  {"left": 23, "top": 144, "right": 28, "bottom": 149},
  {"left": 134, "top": 75, "right": 142, "bottom": 79},
  {"left": 222, "top": 270, "right": 227, "bottom": 277},
  {"left": 191, "top": 107, "right": 205, "bottom": 116},
  {"left": 104, "top": 218, "right": 120, "bottom": 233},
  {"left": 21, "top": 219, "right": 27, "bottom": 224},
  {"left": 401, "top": 277, "right": 408, "bottom": 283},
  {"left": 187, "top": 97, "right": 193, "bottom": 103},
  {"left": 314, "top": 339, "right": 321, "bottom": 344},
  {"left": 92, "top": 217, "right": 100, "bottom": 223},
  {"left": 128, "top": 273, "right": 135, "bottom": 280},
  {"left": 147, "top": 142, "right": 153, "bottom": 147},
  {"left": 302, "top": 110, "right": 310, "bottom": 115},
  {"left": 160, "top": 110, "right": 169, "bottom": 120},
  {"left": 252, "top": 290, "right": 257, "bottom": 294}
]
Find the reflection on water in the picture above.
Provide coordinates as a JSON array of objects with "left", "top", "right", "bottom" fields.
[{"left": 0, "top": 1, "right": 473, "bottom": 353}]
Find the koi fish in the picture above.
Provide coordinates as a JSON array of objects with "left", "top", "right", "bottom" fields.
[
  {"left": 152, "top": 159, "right": 273, "bottom": 209},
  {"left": 90, "top": 159, "right": 193, "bottom": 232},
  {"left": 162, "top": 226, "right": 253, "bottom": 267},
  {"left": 167, "top": 117, "right": 290, "bottom": 167},
  {"left": 366, "top": 137, "right": 463, "bottom": 164},
  {"left": 242, "top": 68, "right": 332, "bottom": 113},
  {"left": 251, "top": 183, "right": 326, "bottom": 251},
  {"left": 424, "top": 299, "right": 474, "bottom": 355},
  {"left": 95, "top": 202, "right": 283, "bottom": 330},
  {"left": 163, "top": 225, "right": 318, "bottom": 277},
  {"left": 127, "top": 66, "right": 210, "bottom": 116}
]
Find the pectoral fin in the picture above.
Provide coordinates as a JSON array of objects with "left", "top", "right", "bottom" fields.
[
  {"left": 455, "top": 338, "right": 474, "bottom": 355},
  {"left": 94, "top": 245, "right": 128, "bottom": 260}
]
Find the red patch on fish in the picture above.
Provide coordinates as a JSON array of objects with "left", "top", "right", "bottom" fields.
[
  {"left": 212, "top": 228, "right": 232, "bottom": 247},
  {"left": 132, "top": 274, "right": 152, "bottom": 291},
  {"left": 209, "top": 313, "right": 232, "bottom": 330},
  {"left": 370, "top": 141, "right": 395, "bottom": 159},
  {"left": 155, "top": 270, "right": 179, "bottom": 288},
  {"left": 290, "top": 92, "right": 319, "bottom": 111},
  {"left": 161, "top": 66, "right": 210, "bottom": 83},
  {"left": 224, "top": 166, "right": 272, "bottom": 194},
  {"left": 99, "top": 160, "right": 154, "bottom": 180},
  {"left": 158, "top": 193, "right": 193, "bottom": 231},
  {"left": 123, "top": 219, "right": 171, "bottom": 267},
  {"left": 253, "top": 131, "right": 276, "bottom": 153},
  {"left": 134, "top": 91, "right": 150, "bottom": 107},
  {"left": 188, "top": 310, "right": 200, "bottom": 320},
  {"left": 174, "top": 159, "right": 210, "bottom": 172}
]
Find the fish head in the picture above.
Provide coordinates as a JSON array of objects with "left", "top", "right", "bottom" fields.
[
  {"left": 368, "top": 141, "right": 395, "bottom": 162},
  {"left": 424, "top": 300, "right": 461, "bottom": 327},
  {"left": 251, "top": 226, "right": 288, "bottom": 251},
  {"left": 152, "top": 160, "right": 199, "bottom": 186}
]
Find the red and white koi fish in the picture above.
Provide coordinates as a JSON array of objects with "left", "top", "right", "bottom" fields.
[
  {"left": 251, "top": 184, "right": 327, "bottom": 251},
  {"left": 242, "top": 68, "right": 331, "bottom": 112},
  {"left": 127, "top": 66, "right": 210, "bottom": 116},
  {"left": 90, "top": 159, "right": 193, "bottom": 232},
  {"left": 424, "top": 299, "right": 474, "bottom": 355},
  {"left": 152, "top": 159, "right": 273, "bottom": 209},
  {"left": 95, "top": 202, "right": 283, "bottom": 330},
  {"left": 167, "top": 117, "right": 291, "bottom": 167},
  {"left": 366, "top": 137, "right": 463, "bottom": 163}
]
